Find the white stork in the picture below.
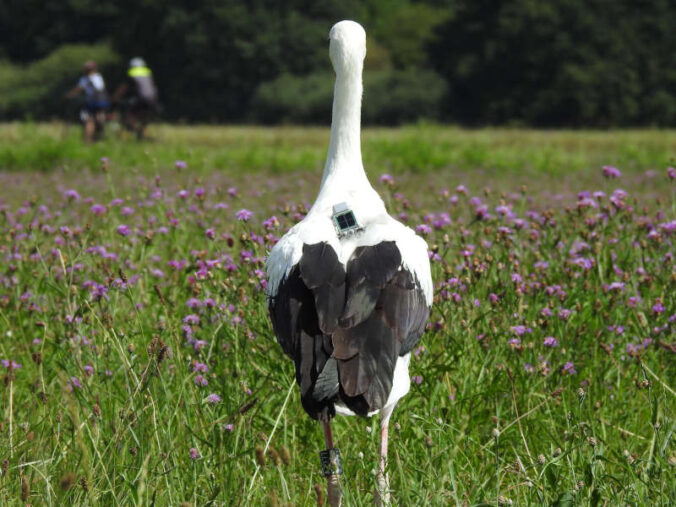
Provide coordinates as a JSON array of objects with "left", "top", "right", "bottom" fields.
[{"left": 266, "top": 20, "right": 432, "bottom": 505}]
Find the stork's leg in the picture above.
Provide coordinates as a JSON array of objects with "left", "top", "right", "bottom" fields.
[
  {"left": 321, "top": 420, "right": 342, "bottom": 507},
  {"left": 375, "top": 405, "right": 395, "bottom": 506}
]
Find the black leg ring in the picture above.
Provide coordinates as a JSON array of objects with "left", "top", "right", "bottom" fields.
[{"left": 319, "top": 448, "right": 343, "bottom": 477}]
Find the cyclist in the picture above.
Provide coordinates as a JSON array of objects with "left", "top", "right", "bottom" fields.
[
  {"left": 113, "top": 57, "right": 160, "bottom": 140},
  {"left": 65, "top": 61, "right": 110, "bottom": 143}
]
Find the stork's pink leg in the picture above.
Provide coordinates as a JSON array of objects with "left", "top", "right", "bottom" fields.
[{"left": 375, "top": 407, "right": 394, "bottom": 506}]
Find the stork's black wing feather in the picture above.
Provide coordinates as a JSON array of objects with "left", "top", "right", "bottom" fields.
[
  {"left": 300, "top": 243, "right": 346, "bottom": 334},
  {"left": 269, "top": 240, "right": 429, "bottom": 420},
  {"left": 339, "top": 242, "right": 401, "bottom": 328},
  {"left": 270, "top": 263, "right": 337, "bottom": 421}
]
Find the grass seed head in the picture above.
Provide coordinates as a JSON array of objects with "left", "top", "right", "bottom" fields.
[
  {"left": 268, "top": 446, "right": 281, "bottom": 466},
  {"left": 21, "top": 474, "right": 30, "bottom": 501},
  {"left": 255, "top": 445, "right": 266, "bottom": 467},
  {"left": 59, "top": 472, "right": 77, "bottom": 491},
  {"left": 280, "top": 446, "right": 291, "bottom": 466}
]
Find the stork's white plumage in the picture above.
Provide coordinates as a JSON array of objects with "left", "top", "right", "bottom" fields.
[{"left": 266, "top": 20, "right": 432, "bottom": 505}]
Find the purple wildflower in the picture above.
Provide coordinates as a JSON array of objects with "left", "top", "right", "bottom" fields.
[
  {"left": 90, "top": 204, "right": 107, "bottom": 215},
  {"left": 64, "top": 189, "right": 80, "bottom": 201},
  {"left": 192, "top": 362, "right": 209, "bottom": 373},
  {"left": 602, "top": 165, "right": 621, "bottom": 178},
  {"left": 116, "top": 224, "right": 131, "bottom": 236},
  {"left": 652, "top": 299, "right": 665, "bottom": 314},
  {"left": 543, "top": 337, "right": 559, "bottom": 347},
  {"left": 558, "top": 309, "right": 572, "bottom": 320},
  {"left": 183, "top": 314, "right": 200, "bottom": 325},
  {"left": 175, "top": 160, "right": 187, "bottom": 169},
  {"left": 186, "top": 297, "right": 202, "bottom": 309},
  {"left": 607, "top": 282, "right": 625, "bottom": 292},
  {"left": 510, "top": 325, "right": 532, "bottom": 336},
  {"left": 1, "top": 359, "right": 22, "bottom": 370},
  {"left": 236, "top": 209, "right": 254, "bottom": 221},
  {"left": 379, "top": 173, "right": 394, "bottom": 185},
  {"left": 416, "top": 224, "right": 432, "bottom": 235},
  {"left": 189, "top": 447, "right": 199, "bottom": 460},
  {"left": 206, "top": 393, "right": 222, "bottom": 404},
  {"left": 562, "top": 362, "right": 576, "bottom": 375}
]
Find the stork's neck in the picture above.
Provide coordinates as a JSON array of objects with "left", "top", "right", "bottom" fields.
[
  {"left": 312, "top": 66, "right": 373, "bottom": 214},
  {"left": 324, "top": 70, "right": 363, "bottom": 175}
]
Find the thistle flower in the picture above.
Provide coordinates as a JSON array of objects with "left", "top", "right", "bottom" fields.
[
  {"left": 543, "top": 337, "right": 558, "bottom": 347},
  {"left": 90, "top": 204, "right": 107, "bottom": 215},
  {"left": 236, "top": 209, "right": 254, "bottom": 221},
  {"left": 64, "top": 189, "right": 80, "bottom": 201},
  {"left": 192, "top": 362, "right": 208, "bottom": 373},
  {"left": 652, "top": 299, "right": 665, "bottom": 314},
  {"left": 183, "top": 314, "right": 200, "bottom": 325},
  {"left": 602, "top": 165, "right": 621, "bottom": 178},
  {"left": 379, "top": 173, "right": 394, "bottom": 185},
  {"left": 562, "top": 362, "right": 576, "bottom": 375},
  {"left": 1, "top": 359, "right": 22, "bottom": 369},
  {"left": 415, "top": 224, "right": 432, "bottom": 235},
  {"left": 205, "top": 393, "right": 222, "bottom": 404}
]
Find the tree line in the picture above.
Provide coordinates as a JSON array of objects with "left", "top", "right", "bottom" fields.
[{"left": 1, "top": 0, "right": 674, "bottom": 126}]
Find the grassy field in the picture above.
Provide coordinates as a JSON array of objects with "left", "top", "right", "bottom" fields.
[{"left": 0, "top": 123, "right": 674, "bottom": 505}]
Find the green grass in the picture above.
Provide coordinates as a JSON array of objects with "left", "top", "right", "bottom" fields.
[
  {"left": 0, "top": 124, "right": 674, "bottom": 505},
  {"left": 1, "top": 122, "right": 675, "bottom": 177}
]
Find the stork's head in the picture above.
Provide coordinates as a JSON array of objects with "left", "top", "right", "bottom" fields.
[{"left": 329, "top": 20, "right": 366, "bottom": 77}]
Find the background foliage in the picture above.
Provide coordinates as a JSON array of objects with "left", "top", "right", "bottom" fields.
[{"left": 1, "top": 0, "right": 675, "bottom": 125}]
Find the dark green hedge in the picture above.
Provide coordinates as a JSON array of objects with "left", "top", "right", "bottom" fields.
[
  {"left": 1, "top": 0, "right": 674, "bottom": 126},
  {"left": 252, "top": 69, "right": 446, "bottom": 125}
]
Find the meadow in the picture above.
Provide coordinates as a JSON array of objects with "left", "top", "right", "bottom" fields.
[{"left": 0, "top": 123, "right": 674, "bottom": 506}]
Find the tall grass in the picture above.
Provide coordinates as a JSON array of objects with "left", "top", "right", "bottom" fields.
[
  {"left": 0, "top": 125, "right": 674, "bottom": 505},
  {"left": 1, "top": 122, "right": 674, "bottom": 177}
]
